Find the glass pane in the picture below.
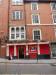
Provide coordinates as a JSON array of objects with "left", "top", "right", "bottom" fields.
[
  {"left": 32, "top": 3, "right": 37, "bottom": 10},
  {"left": 53, "top": 3, "right": 56, "bottom": 10},
  {"left": 21, "top": 35, "right": 24, "bottom": 38},
  {"left": 12, "top": 12, "right": 15, "bottom": 19},
  {"left": 20, "top": 12, "right": 22, "bottom": 19},
  {"left": 21, "top": 27, "right": 24, "bottom": 32},
  {"left": 35, "top": 16, "right": 39, "bottom": 23},
  {"left": 34, "top": 36, "right": 40, "bottom": 40},
  {"left": 53, "top": 15, "right": 56, "bottom": 23},
  {"left": 16, "top": 27, "right": 19, "bottom": 32},
  {"left": 52, "top": 49, "right": 56, "bottom": 57},
  {"left": 51, "top": 44, "right": 56, "bottom": 57},
  {"left": 11, "top": 34, "right": 15, "bottom": 39},
  {"left": 21, "top": 33, "right": 24, "bottom": 38},
  {"left": 11, "top": 28, "right": 15, "bottom": 32},
  {"left": 32, "top": 15, "right": 39, "bottom": 23},
  {"left": 16, "top": 12, "right": 19, "bottom": 19},
  {"left": 54, "top": 19, "right": 56, "bottom": 23},
  {"left": 34, "top": 31, "right": 40, "bottom": 35},
  {"left": 16, "top": 34, "right": 19, "bottom": 38}
]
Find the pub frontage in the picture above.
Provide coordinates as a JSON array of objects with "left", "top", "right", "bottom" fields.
[{"left": 6, "top": 41, "right": 50, "bottom": 59}]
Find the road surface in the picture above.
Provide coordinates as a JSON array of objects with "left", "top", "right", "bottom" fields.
[{"left": 0, "top": 63, "right": 56, "bottom": 74}]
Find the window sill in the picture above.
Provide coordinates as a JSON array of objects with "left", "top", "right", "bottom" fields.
[
  {"left": 11, "top": 3, "right": 24, "bottom": 6},
  {"left": 11, "top": 19, "right": 23, "bottom": 21},
  {"left": 53, "top": 23, "right": 56, "bottom": 25}
]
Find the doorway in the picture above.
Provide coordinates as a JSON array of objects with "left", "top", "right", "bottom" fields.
[{"left": 19, "top": 47, "right": 24, "bottom": 59}]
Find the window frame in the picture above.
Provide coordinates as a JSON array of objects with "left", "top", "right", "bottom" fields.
[
  {"left": 12, "top": 11, "right": 23, "bottom": 20},
  {"left": 32, "top": 14, "right": 40, "bottom": 25},
  {"left": 9, "top": 26, "right": 25, "bottom": 41},
  {"left": 52, "top": 14, "right": 56, "bottom": 24},
  {"left": 33, "top": 29, "right": 42, "bottom": 41},
  {"left": 31, "top": 2, "right": 38, "bottom": 10},
  {"left": 51, "top": 3, "right": 56, "bottom": 11}
]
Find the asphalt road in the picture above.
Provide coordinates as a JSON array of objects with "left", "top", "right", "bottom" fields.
[{"left": 0, "top": 63, "right": 56, "bottom": 74}]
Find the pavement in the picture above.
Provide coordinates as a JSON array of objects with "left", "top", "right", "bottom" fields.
[
  {"left": 0, "top": 74, "right": 56, "bottom": 75},
  {"left": 0, "top": 58, "right": 56, "bottom": 65}
]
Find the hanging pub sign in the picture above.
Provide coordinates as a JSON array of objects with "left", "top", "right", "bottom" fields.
[{"left": 31, "top": 47, "right": 36, "bottom": 51}]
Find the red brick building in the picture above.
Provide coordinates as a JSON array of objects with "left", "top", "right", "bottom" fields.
[{"left": 0, "top": 0, "right": 56, "bottom": 59}]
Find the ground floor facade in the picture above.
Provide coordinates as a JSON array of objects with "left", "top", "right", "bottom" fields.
[
  {"left": 0, "top": 41, "right": 52, "bottom": 59},
  {"left": 0, "top": 41, "right": 56, "bottom": 59}
]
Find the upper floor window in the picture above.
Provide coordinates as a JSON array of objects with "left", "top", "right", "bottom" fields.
[
  {"left": 32, "top": 14, "right": 40, "bottom": 24},
  {"left": 12, "top": 11, "right": 23, "bottom": 20},
  {"left": 31, "top": 3, "right": 38, "bottom": 10},
  {"left": 33, "top": 30, "right": 41, "bottom": 41},
  {"left": 51, "top": 3, "right": 56, "bottom": 10},
  {"left": 12, "top": 0, "right": 23, "bottom": 5},
  {"left": 53, "top": 14, "right": 56, "bottom": 24},
  {"left": 9, "top": 26, "right": 25, "bottom": 40}
]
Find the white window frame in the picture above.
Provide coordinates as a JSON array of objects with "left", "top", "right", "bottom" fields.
[
  {"left": 12, "top": 0, "right": 23, "bottom": 5},
  {"left": 31, "top": 2, "right": 38, "bottom": 10},
  {"left": 52, "top": 14, "right": 56, "bottom": 24},
  {"left": 33, "top": 29, "right": 42, "bottom": 41},
  {"left": 9, "top": 26, "right": 26, "bottom": 41},
  {"left": 50, "top": 3, "right": 56, "bottom": 11},
  {"left": 31, "top": 14, "right": 40, "bottom": 25},
  {"left": 12, "top": 11, "right": 23, "bottom": 20}
]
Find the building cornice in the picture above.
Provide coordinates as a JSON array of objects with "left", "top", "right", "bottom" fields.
[{"left": 26, "top": 24, "right": 56, "bottom": 26}]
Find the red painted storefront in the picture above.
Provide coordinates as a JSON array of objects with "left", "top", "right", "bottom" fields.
[
  {"left": 6, "top": 42, "right": 50, "bottom": 59},
  {"left": 28, "top": 44, "right": 37, "bottom": 59},
  {"left": 40, "top": 44, "right": 50, "bottom": 55},
  {"left": 9, "top": 46, "right": 14, "bottom": 57}
]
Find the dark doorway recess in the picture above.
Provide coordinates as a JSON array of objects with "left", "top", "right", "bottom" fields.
[{"left": 19, "top": 47, "right": 24, "bottom": 59}]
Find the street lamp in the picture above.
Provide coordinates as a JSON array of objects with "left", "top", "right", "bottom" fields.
[{"left": 37, "top": 40, "right": 40, "bottom": 62}]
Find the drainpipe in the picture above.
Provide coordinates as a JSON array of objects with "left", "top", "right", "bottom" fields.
[
  {"left": 6, "top": 0, "right": 10, "bottom": 58},
  {"left": 8, "top": 0, "right": 10, "bottom": 42},
  {"left": 24, "top": 1, "right": 28, "bottom": 58},
  {"left": 24, "top": 1, "right": 27, "bottom": 42}
]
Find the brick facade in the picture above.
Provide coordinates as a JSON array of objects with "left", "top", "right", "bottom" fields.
[{"left": 0, "top": 0, "right": 56, "bottom": 59}]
